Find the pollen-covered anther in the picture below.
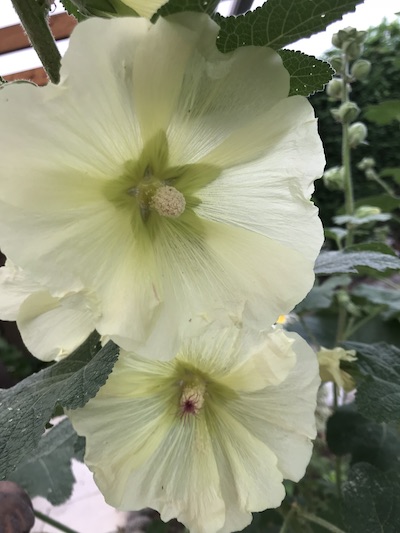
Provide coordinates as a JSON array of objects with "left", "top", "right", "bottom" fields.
[
  {"left": 151, "top": 185, "right": 186, "bottom": 218},
  {"left": 180, "top": 382, "right": 206, "bottom": 417}
]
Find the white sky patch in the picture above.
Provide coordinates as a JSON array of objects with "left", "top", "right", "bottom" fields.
[{"left": 0, "top": 0, "right": 399, "bottom": 76}]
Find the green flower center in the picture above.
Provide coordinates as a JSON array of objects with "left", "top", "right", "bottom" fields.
[
  {"left": 103, "top": 130, "right": 221, "bottom": 241},
  {"left": 126, "top": 165, "right": 186, "bottom": 221},
  {"left": 170, "top": 361, "right": 237, "bottom": 425}
]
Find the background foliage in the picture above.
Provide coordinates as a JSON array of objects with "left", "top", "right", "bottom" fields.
[{"left": 1, "top": 1, "right": 400, "bottom": 532}]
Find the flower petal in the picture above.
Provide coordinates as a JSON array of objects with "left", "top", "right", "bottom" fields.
[
  {"left": 68, "top": 354, "right": 226, "bottom": 533},
  {"left": 229, "top": 332, "right": 320, "bottom": 481},
  {"left": 0, "top": 262, "right": 41, "bottom": 320},
  {"left": 219, "top": 327, "right": 296, "bottom": 391},
  {"left": 195, "top": 96, "right": 325, "bottom": 259},
  {"left": 166, "top": 28, "right": 289, "bottom": 165},
  {"left": 17, "top": 289, "right": 99, "bottom": 361}
]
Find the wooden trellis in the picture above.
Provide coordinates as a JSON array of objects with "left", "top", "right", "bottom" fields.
[{"left": 1, "top": 12, "right": 76, "bottom": 85}]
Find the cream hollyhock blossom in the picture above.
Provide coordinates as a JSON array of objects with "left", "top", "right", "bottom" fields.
[
  {"left": 68, "top": 326, "right": 320, "bottom": 533},
  {"left": 0, "top": 14, "right": 324, "bottom": 357},
  {"left": 317, "top": 346, "right": 357, "bottom": 392},
  {"left": 0, "top": 261, "right": 100, "bottom": 361}
]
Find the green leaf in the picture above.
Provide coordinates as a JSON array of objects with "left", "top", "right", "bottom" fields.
[
  {"left": 279, "top": 51, "right": 333, "bottom": 96},
  {"left": 8, "top": 419, "right": 79, "bottom": 505},
  {"left": 324, "top": 227, "right": 347, "bottom": 246},
  {"left": 342, "top": 463, "right": 400, "bottom": 533},
  {"left": 214, "top": 0, "right": 365, "bottom": 52},
  {"left": 344, "top": 341, "right": 400, "bottom": 423},
  {"left": 380, "top": 167, "right": 400, "bottom": 184},
  {"left": 334, "top": 213, "right": 391, "bottom": 226},
  {"left": 364, "top": 99, "right": 400, "bottom": 125},
  {"left": 314, "top": 251, "right": 400, "bottom": 275},
  {"left": 157, "top": 0, "right": 219, "bottom": 16},
  {"left": 296, "top": 275, "right": 350, "bottom": 312},
  {"left": 353, "top": 194, "right": 400, "bottom": 212},
  {"left": 60, "top": 0, "right": 87, "bottom": 20},
  {"left": 351, "top": 285, "right": 400, "bottom": 319},
  {"left": 326, "top": 405, "right": 400, "bottom": 470},
  {"left": 345, "top": 242, "right": 398, "bottom": 256},
  {"left": 0, "top": 332, "right": 119, "bottom": 479}
]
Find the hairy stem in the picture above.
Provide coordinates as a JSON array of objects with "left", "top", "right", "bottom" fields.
[{"left": 11, "top": 0, "right": 61, "bottom": 83}]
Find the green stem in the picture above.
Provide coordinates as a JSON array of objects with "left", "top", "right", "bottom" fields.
[
  {"left": 373, "top": 175, "right": 397, "bottom": 197},
  {"left": 299, "top": 510, "right": 346, "bottom": 533},
  {"left": 11, "top": 0, "right": 61, "bottom": 83},
  {"left": 279, "top": 507, "right": 296, "bottom": 533},
  {"left": 34, "top": 510, "right": 81, "bottom": 533},
  {"left": 341, "top": 53, "right": 355, "bottom": 247},
  {"left": 333, "top": 303, "right": 346, "bottom": 499},
  {"left": 344, "top": 304, "right": 386, "bottom": 338}
]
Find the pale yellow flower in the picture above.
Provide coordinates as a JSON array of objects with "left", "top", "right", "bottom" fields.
[
  {"left": 68, "top": 327, "right": 320, "bottom": 533},
  {"left": 317, "top": 346, "right": 357, "bottom": 392},
  {"left": 0, "top": 14, "right": 324, "bottom": 356}
]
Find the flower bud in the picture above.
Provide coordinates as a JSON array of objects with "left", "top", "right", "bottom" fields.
[
  {"left": 365, "top": 168, "right": 378, "bottom": 180},
  {"left": 351, "top": 59, "right": 371, "bottom": 81},
  {"left": 332, "top": 101, "right": 360, "bottom": 123},
  {"left": 356, "top": 30, "right": 367, "bottom": 43},
  {"left": 355, "top": 205, "right": 381, "bottom": 218},
  {"left": 348, "top": 122, "right": 368, "bottom": 148},
  {"left": 344, "top": 41, "right": 363, "bottom": 60},
  {"left": 331, "top": 32, "right": 343, "bottom": 49},
  {"left": 329, "top": 55, "right": 343, "bottom": 73},
  {"left": 323, "top": 166, "right": 345, "bottom": 191},
  {"left": 326, "top": 78, "right": 342, "bottom": 100},
  {"left": 357, "top": 157, "right": 375, "bottom": 171}
]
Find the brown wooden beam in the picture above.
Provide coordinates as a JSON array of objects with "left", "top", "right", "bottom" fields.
[
  {"left": 3, "top": 66, "right": 48, "bottom": 86},
  {"left": 0, "top": 12, "right": 76, "bottom": 55}
]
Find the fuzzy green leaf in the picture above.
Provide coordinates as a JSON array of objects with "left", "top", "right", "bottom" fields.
[
  {"left": 352, "top": 285, "right": 400, "bottom": 319},
  {"left": 344, "top": 342, "right": 400, "bottom": 423},
  {"left": 9, "top": 419, "right": 80, "bottom": 505},
  {"left": 59, "top": 0, "right": 87, "bottom": 21},
  {"left": 214, "top": 0, "right": 365, "bottom": 52},
  {"left": 279, "top": 51, "right": 333, "bottom": 96},
  {"left": 365, "top": 99, "right": 400, "bottom": 125},
  {"left": 342, "top": 463, "right": 400, "bottom": 533},
  {"left": 327, "top": 406, "right": 400, "bottom": 470},
  {"left": 296, "top": 275, "right": 350, "bottom": 312},
  {"left": 0, "top": 332, "right": 119, "bottom": 479},
  {"left": 315, "top": 251, "right": 400, "bottom": 275}
]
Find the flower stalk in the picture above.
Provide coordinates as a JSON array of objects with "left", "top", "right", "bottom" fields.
[
  {"left": 340, "top": 53, "right": 355, "bottom": 247},
  {"left": 34, "top": 510, "right": 80, "bottom": 533},
  {"left": 11, "top": 0, "right": 61, "bottom": 83}
]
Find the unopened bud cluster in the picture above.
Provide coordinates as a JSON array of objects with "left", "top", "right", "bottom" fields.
[
  {"left": 331, "top": 27, "right": 367, "bottom": 60},
  {"left": 327, "top": 25, "right": 371, "bottom": 145}
]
